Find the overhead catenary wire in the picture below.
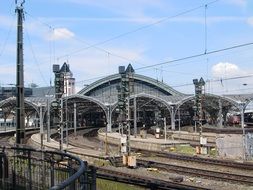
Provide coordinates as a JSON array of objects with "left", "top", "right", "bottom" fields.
[
  {"left": 24, "top": 12, "right": 145, "bottom": 67},
  {"left": 135, "top": 42, "right": 253, "bottom": 71},
  {"left": 204, "top": 4, "right": 208, "bottom": 54},
  {"left": 24, "top": 27, "right": 49, "bottom": 86},
  {"left": 56, "top": 0, "right": 219, "bottom": 60},
  {"left": 172, "top": 74, "right": 253, "bottom": 88},
  {"left": 24, "top": 9, "right": 253, "bottom": 90},
  {"left": 211, "top": 87, "right": 253, "bottom": 94},
  {"left": 0, "top": 15, "right": 15, "bottom": 57},
  {"left": 7, "top": 0, "right": 253, "bottom": 94},
  {"left": 22, "top": 0, "right": 220, "bottom": 73}
]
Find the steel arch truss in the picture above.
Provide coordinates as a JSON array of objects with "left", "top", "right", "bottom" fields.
[{"left": 0, "top": 97, "right": 39, "bottom": 118}]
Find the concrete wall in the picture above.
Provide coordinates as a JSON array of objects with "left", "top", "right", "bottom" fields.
[{"left": 216, "top": 134, "right": 244, "bottom": 159}]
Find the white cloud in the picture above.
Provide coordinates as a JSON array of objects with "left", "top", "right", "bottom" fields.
[
  {"left": 209, "top": 62, "right": 253, "bottom": 95},
  {"left": 211, "top": 62, "right": 242, "bottom": 77},
  {"left": 223, "top": 0, "right": 247, "bottom": 7},
  {"left": 48, "top": 28, "right": 75, "bottom": 41},
  {"left": 247, "top": 17, "right": 253, "bottom": 26},
  {"left": 0, "top": 15, "right": 15, "bottom": 29}
]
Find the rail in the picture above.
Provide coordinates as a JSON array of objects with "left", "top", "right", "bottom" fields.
[{"left": 0, "top": 146, "right": 96, "bottom": 190}]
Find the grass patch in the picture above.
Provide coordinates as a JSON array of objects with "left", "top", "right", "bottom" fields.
[
  {"left": 209, "top": 148, "right": 217, "bottom": 157},
  {"left": 97, "top": 179, "right": 145, "bottom": 190},
  {"left": 93, "top": 159, "right": 110, "bottom": 167},
  {"left": 170, "top": 145, "right": 195, "bottom": 155},
  {"left": 169, "top": 145, "right": 218, "bottom": 157}
]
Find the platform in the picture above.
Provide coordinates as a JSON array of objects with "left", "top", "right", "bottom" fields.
[
  {"left": 98, "top": 132, "right": 188, "bottom": 151},
  {"left": 30, "top": 133, "right": 110, "bottom": 159}
]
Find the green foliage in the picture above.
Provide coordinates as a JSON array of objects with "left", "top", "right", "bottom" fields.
[
  {"left": 170, "top": 145, "right": 195, "bottom": 155},
  {"left": 209, "top": 148, "right": 217, "bottom": 157},
  {"left": 97, "top": 179, "right": 144, "bottom": 190},
  {"left": 93, "top": 159, "right": 110, "bottom": 167}
]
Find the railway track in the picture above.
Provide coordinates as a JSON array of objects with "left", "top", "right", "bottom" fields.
[
  {"left": 96, "top": 167, "right": 210, "bottom": 190},
  {"left": 135, "top": 149, "right": 253, "bottom": 170},
  {"left": 69, "top": 128, "right": 253, "bottom": 171},
  {"left": 51, "top": 129, "right": 253, "bottom": 187},
  {"left": 138, "top": 158, "right": 253, "bottom": 186},
  {"left": 66, "top": 130, "right": 253, "bottom": 172},
  {"left": 0, "top": 128, "right": 40, "bottom": 147}
]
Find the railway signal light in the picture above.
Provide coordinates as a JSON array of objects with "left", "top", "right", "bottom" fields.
[
  {"left": 55, "top": 72, "right": 64, "bottom": 99},
  {"left": 57, "top": 125, "right": 61, "bottom": 134},
  {"left": 53, "top": 64, "right": 65, "bottom": 99}
]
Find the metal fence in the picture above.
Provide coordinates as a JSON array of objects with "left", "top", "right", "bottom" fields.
[{"left": 0, "top": 146, "right": 96, "bottom": 190}]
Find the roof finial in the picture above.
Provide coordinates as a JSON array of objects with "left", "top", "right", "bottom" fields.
[{"left": 126, "top": 63, "right": 135, "bottom": 74}]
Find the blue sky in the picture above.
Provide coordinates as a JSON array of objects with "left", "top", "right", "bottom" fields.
[{"left": 1, "top": 0, "right": 253, "bottom": 94}]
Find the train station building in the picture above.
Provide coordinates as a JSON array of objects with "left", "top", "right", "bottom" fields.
[{"left": 0, "top": 63, "right": 252, "bottom": 131}]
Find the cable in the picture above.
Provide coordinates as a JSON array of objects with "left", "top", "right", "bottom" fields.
[
  {"left": 136, "top": 42, "right": 253, "bottom": 71},
  {"left": 211, "top": 87, "right": 253, "bottom": 94},
  {"left": 23, "top": 0, "right": 220, "bottom": 72},
  {"left": 172, "top": 74, "right": 253, "bottom": 88},
  {"left": 24, "top": 27, "right": 49, "bottom": 86},
  {"left": 22, "top": 0, "right": 253, "bottom": 92},
  {"left": 75, "top": 75, "right": 109, "bottom": 84},
  {"left": 56, "top": 0, "right": 219, "bottom": 60},
  {"left": 0, "top": 15, "right": 15, "bottom": 57},
  {"left": 24, "top": 12, "right": 145, "bottom": 66},
  {"left": 204, "top": 4, "right": 208, "bottom": 54}
]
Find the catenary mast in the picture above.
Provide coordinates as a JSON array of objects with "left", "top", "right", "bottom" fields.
[{"left": 16, "top": 0, "right": 25, "bottom": 144}]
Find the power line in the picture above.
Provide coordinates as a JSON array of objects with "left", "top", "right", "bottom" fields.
[
  {"left": 204, "top": 4, "right": 208, "bottom": 54},
  {"left": 0, "top": 15, "right": 15, "bottom": 57},
  {"left": 211, "top": 87, "right": 253, "bottom": 94},
  {"left": 21, "top": 0, "right": 253, "bottom": 91},
  {"left": 23, "top": 0, "right": 220, "bottom": 72},
  {"left": 24, "top": 12, "right": 144, "bottom": 66},
  {"left": 24, "top": 27, "right": 49, "bottom": 86},
  {"left": 56, "top": 0, "right": 219, "bottom": 60},
  {"left": 172, "top": 74, "right": 253, "bottom": 88},
  {"left": 136, "top": 42, "right": 253, "bottom": 71},
  {"left": 75, "top": 75, "right": 109, "bottom": 84}
]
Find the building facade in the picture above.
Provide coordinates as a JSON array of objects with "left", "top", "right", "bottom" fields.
[{"left": 60, "top": 62, "right": 75, "bottom": 96}]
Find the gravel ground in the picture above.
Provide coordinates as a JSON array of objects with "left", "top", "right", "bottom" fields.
[
  {"left": 101, "top": 165, "right": 253, "bottom": 190},
  {"left": 140, "top": 156, "right": 253, "bottom": 177},
  {"left": 70, "top": 133, "right": 253, "bottom": 190}
]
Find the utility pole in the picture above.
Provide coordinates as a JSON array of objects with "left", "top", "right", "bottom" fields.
[{"left": 16, "top": 0, "right": 26, "bottom": 145}]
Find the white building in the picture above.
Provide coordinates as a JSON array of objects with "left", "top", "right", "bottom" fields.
[{"left": 60, "top": 62, "right": 75, "bottom": 96}]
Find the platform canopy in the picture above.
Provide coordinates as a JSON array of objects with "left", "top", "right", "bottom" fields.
[{"left": 1, "top": 66, "right": 253, "bottom": 122}]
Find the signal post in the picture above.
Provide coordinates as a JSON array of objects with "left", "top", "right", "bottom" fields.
[
  {"left": 117, "top": 65, "right": 136, "bottom": 168},
  {"left": 52, "top": 64, "right": 65, "bottom": 151}
]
